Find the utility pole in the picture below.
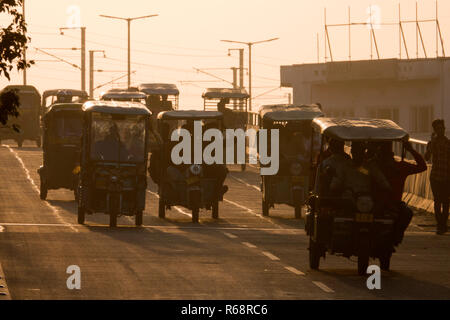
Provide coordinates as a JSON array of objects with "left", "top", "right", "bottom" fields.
[
  {"left": 89, "top": 50, "right": 106, "bottom": 98},
  {"left": 221, "top": 38, "right": 279, "bottom": 111},
  {"left": 23, "top": 0, "right": 27, "bottom": 85},
  {"left": 100, "top": 14, "right": 158, "bottom": 89},
  {"left": 60, "top": 27, "right": 87, "bottom": 92}
]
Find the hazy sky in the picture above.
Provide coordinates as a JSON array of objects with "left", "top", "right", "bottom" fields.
[{"left": 1, "top": 0, "right": 449, "bottom": 109}]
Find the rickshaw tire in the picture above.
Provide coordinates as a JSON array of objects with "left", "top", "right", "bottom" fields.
[
  {"left": 40, "top": 180, "right": 48, "bottom": 200},
  {"left": 212, "top": 202, "right": 219, "bottom": 219},
  {"left": 36, "top": 138, "right": 42, "bottom": 148},
  {"left": 262, "top": 200, "right": 269, "bottom": 216},
  {"left": 158, "top": 199, "right": 166, "bottom": 219},
  {"left": 77, "top": 207, "right": 85, "bottom": 225},
  {"left": 17, "top": 140, "right": 23, "bottom": 148},
  {"left": 135, "top": 211, "right": 143, "bottom": 226},
  {"left": 192, "top": 208, "right": 199, "bottom": 223},
  {"left": 379, "top": 252, "right": 392, "bottom": 271},
  {"left": 357, "top": 237, "right": 370, "bottom": 275},
  {"left": 309, "top": 237, "right": 321, "bottom": 270},
  {"left": 241, "top": 164, "right": 246, "bottom": 172},
  {"left": 295, "top": 206, "right": 302, "bottom": 219},
  {"left": 109, "top": 213, "right": 117, "bottom": 228}
]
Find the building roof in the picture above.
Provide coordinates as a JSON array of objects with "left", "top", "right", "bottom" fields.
[{"left": 312, "top": 117, "right": 409, "bottom": 141}]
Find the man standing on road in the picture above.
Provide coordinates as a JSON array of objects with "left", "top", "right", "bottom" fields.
[{"left": 425, "top": 119, "right": 450, "bottom": 235}]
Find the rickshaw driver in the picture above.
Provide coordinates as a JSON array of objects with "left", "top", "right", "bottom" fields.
[
  {"left": 330, "top": 142, "right": 391, "bottom": 198},
  {"left": 94, "top": 124, "right": 129, "bottom": 161},
  {"left": 161, "top": 95, "right": 173, "bottom": 111},
  {"left": 55, "top": 90, "right": 72, "bottom": 104}
]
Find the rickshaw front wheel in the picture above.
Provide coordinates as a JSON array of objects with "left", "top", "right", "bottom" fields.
[
  {"left": 357, "top": 236, "right": 370, "bottom": 275},
  {"left": 192, "top": 208, "right": 199, "bottom": 223},
  {"left": 379, "top": 252, "right": 392, "bottom": 271},
  {"left": 135, "top": 211, "right": 143, "bottom": 226},
  {"left": 295, "top": 206, "right": 302, "bottom": 219},
  {"left": 35, "top": 137, "right": 41, "bottom": 148},
  {"left": 309, "top": 237, "right": 321, "bottom": 270},
  {"left": 158, "top": 198, "right": 166, "bottom": 219},
  {"left": 212, "top": 201, "right": 219, "bottom": 219},
  {"left": 262, "top": 200, "right": 269, "bottom": 216},
  {"left": 77, "top": 207, "right": 85, "bottom": 225},
  {"left": 40, "top": 180, "right": 48, "bottom": 200},
  {"left": 17, "top": 139, "right": 23, "bottom": 148},
  {"left": 109, "top": 213, "right": 117, "bottom": 228}
]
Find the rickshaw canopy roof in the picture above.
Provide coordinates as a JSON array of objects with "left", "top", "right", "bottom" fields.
[
  {"left": 2, "top": 85, "right": 41, "bottom": 98},
  {"left": 100, "top": 91, "right": 147, "bottom": 100},
  {"left": 82, "top": 101, "right": 151, "bottom": 116},
  {"left": 260, "top": 104, "right": 324, "bottom": 122},
  {"left": 158, "top": 110, "right": 223, "bottom": 121},
  {"left": 312, "top": 117, "right": 409, "bottom": 142},
  {"left": 202, "top": 88, "right": 249, "bottom": 100},
  {"left": 42, "top": 89, "right": 88, "bottom": 100},
  {"left": 138, "top": 83, "right": 180, "bottom": 96}
]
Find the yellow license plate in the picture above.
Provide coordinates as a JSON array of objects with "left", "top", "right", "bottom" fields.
[
  {"left": 355, "top": 213, "right": 374, "bottom": 223},
  {"left": 291, "top": 176, "right": 304, "bottom": 183},
  {"left": 187, "top": 176, "right": 200, "bottom": 185}
]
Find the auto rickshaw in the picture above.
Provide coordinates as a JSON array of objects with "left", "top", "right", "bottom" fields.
[
  {"left": 138, "top": 83, "right": 180, "bottom": 111},
  {"left": 0, "top": 85, "right": 41, "bottom": 148},
  {"left": 202, "top": 88, "right": 250, "bottom": 171},
  {"left": 77, "top": 101, "right": 151, "bottom": 227},
  {"left": 306, "top": 117, "right": 410, "bottom": 275},
  {"left": 259, "top": 104, "right": 324, "bottom": 219},
  {"left": 154, "top": 110, "right": 227, "bottom": 223},
  {"left": 100, "top": 90, "right": 147, "bottom": 104},
  {"left": 42, "top": 89, "right": 89, "bottom": 114},
  {"left": 38, "top": 103, "right": 84, "bottom": 200}
]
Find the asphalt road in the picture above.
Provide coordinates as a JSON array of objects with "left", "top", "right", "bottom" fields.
[{"left": 0, "top": 142, "right": 449, "bottom": 300}]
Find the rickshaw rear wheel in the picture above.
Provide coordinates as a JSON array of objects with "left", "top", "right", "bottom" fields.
[
  {"left": 135, "top": 211, "right": 143, "bottom": 226},
  {"left": 262, "top": 200, "right": 269, "bottom": 216},
  {"left": 212, "top": 201, "right": 219, "bottom": 219},
  {"left": 309, "top": 237, "right": 321, "bottom": 270},
  {"left": 77, "top": 207, "right": 85, "bottom": 225},
  {"left": 192, "top": 208, "right": 199, "bottom": 223},
  {"left": 35, "top": 137, "right": 41, "bottom": 148},
  {"left": 357, "top": 236, "right": 370, "bottom": 275},
  {"left": 294, "top": 206, "right": 302, "bottom": 219},
  {"left": 17, "top": 139, "right": 23, "bottom": 148},
  {"left": 158, "top": 199, "right": 166, "bottom": 219},
  {"left": 40, "top": 180, "right": 48, "bottom": 200},
  {"left": 379, "top": 252, "right": 392, "bottom": 271},
  {"left": 109, "top": 213, "right": 117, "bottom": 228}
]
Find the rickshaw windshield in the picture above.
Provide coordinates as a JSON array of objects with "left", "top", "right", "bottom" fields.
[
  {"left": 90, "top": 113, "right": 146, "bottom": 163},
  {"left": 18, "top": 93, "right": 40, "bottom": 109},
  {"left": 53, "top": 113, "right": 83, "bottom": 138}
]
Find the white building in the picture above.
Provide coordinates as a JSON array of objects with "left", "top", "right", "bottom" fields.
[{"left": 280, "top": 58, "right": 450, "bottom": 140}]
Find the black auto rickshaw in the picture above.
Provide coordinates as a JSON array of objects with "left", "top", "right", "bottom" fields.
[
  {"left": 0, "top": 85, "right": 41, "bottom": 147},
  {"left": 77, "top": 101, "right": 151, "bottom": 227},
  {"left": 41, "top": 89, "right": 89, "bottom": 115},
  {"left": 202, "top": 88, "right": 250, "bottom": 171},
  {"left": 154, "top": 110, "right": 227, "bottom": 223},
  {"left": 38, "top": 103, "right": 84, "bottom": 200},
  {"left": 138, "top": 83, "right": 180, "bottom": 112},
  {"left": 306, "top": 117, "right": 410, "bottom": 275},
  {"left": 259, "top": 104, "right": 324, "bottom": 219}
]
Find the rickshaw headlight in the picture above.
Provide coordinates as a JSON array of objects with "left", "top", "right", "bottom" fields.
[
  {"left": 356, "top": 196, "right": 374, "bottom": 213},
  {"left": 110, "top": 176, "right": 118, "bottom": 183},
  {"left": 189, "top": 164, "right": 202, "bottom": 176},
  {"left": 290, "top": 162, "right": 302, "bottom": 176}
]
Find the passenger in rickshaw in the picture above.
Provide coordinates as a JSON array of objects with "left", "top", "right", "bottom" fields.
[
  {"left": 374, "top": 140, "right": 427, "bottom": 245},
  {"left": 217, "top": 98, "right": 233, "bottom": 127},
  {"left": 146, "top": 95, "right": 162, "bottom": 113},
  {"left": 55, "top": 91, "right": 72, "bottom": 104},
  {"left": 94, "top": 124, "right": 129, "bottom": 161},
  {"left": 279, "top": 128, "right": 308, "bottom": 175}
]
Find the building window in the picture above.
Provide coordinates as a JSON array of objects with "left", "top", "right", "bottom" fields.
[
  {"left": 410, "top": 105, "right": 433, "bottom": 133},
  {"left": 368, "top": 107, "right": 399, "bottom": 123},
  {"left": 326, "top": 108, "right": 355, "bottom": 118}
]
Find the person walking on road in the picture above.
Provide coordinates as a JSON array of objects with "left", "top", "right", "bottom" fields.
[{"left": 425, "top": 119, "right": 450, "bottom": 235}]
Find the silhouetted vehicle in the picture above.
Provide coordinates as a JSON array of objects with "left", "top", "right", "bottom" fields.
[
  {"left": 259, "top": 104, "right": 324, "bottom": 219},
  {"left": 42, "top": 89, "right": 89, "bottom": 114},
  {"left": 202, "top": 88, "right": 250, "bottom": 171},
  {"left": 38, "top": 103, "right": 84, "bottom": 200},
  {"left": 100, "top": 90, "right": 147, "bottom": 104},
  {"left": 138, "top": 83, "right": 180, "bottom": 111},
  {"left": 77, "top": 101, "right": 151, "bottom": 227},
  {"left": 156, "top": 110, "right": 227, "bottom": 223},
  {"left": 0, "top": 85, "right": 41, "bottom": 148},
  {"left": 306, "top": 117, "right": 409, "bottom": 275}
]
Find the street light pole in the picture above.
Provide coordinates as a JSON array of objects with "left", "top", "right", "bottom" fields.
[
  {"left": 100, "top": 14, "right": 158, "bottom": 89},
  {"left": 60, "top": 27, "right": 87, "bottom": 92},
  {"left": 89, "top": 50, "right": 106, "bottom": 98},
  {"left": 221, "top": 38, "right": 279, "bottom": 111},
  {"left": 23, "top": 0, "right": 27, "bottom": 85}
]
